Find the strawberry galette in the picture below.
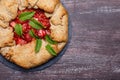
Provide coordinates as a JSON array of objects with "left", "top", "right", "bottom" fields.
[{"left": 0, "top": 0, "right": 68, "bottom": 69}]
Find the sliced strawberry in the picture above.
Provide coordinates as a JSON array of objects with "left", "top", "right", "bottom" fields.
[
  {"left": 37, "top": 29, "right": 46, "bottom": 38},
  {"left": 14, "top": 32, "right": 19, "bottom": 38},
  {"left": 10, "top": 21, "right": 16, "bottom": 27},
  {"left": 39, "top": 14, "right": 46, "bottom": 19},
  {"left": 23, "top": 33, "right": 32, "bottom": 42},
  {"left": 17, "top": 10, "right": 22, "bottom": 15},
  {"left": 46, "top": 29, "right": 51, "bottom": 35},
  {"left": 34, "top": 12, "right": 39, "bottom": 19},
  {"left": 16, "top": 38, "right": 27, "bottom": 45},
  {"left": 22, "top": 22, "right": 31, "bottom": 33},
  {"left": 40, "top": 20, "right": 50, "bottom": 28}
]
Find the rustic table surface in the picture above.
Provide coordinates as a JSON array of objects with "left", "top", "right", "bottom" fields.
[{"left": 1, "top": 0, "right": 120, "bottom": 80}]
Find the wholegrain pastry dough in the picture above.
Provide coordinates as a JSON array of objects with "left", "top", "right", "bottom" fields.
[{"left": 0, "top": 0, "right": 68, "bottom": 69}]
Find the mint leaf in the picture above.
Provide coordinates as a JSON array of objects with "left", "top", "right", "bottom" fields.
[
  {"left": 46, "top": 44, "right": 57, "bottom": 56},
  {"left": 19, "top": 12, "right": 35, "bottom": 21},
  {"left": 29, "top": 30, "right": 39, "bottom": 39},
  {"left": 29, "top": 18, "right": 44, "bottom": 29},
  {"left": 35, "top": 39, "right": 42, "bottom": 53},
  {"left": 45, "top": 35, "right": 57, "bottom": 44},
  {"left": 14, "top": 24, "right": 23, "bottom": 36}
]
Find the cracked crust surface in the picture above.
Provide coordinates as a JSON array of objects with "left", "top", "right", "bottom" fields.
[
  {"left": 0, "top": 27, "right": 14, "bottom": 48},
  {"left": 27, "top": 0, "right": 39, "bottom": 7},
  {"left": 0, "top": 0, "right": 18, "bottom": 28},
  {"left": 0, "top": 0, "right": 68, "bottom": 69}
]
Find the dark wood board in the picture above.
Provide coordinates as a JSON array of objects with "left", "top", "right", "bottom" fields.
[{"left": 0, "top": 0, "right": 120, "bottom": 80}]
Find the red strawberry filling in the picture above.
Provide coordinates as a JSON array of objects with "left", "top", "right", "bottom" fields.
[{"left": 10, "top": 9, "right": 51, "bottom": 45}]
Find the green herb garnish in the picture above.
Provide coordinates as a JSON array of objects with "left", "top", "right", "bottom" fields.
[
  {"left": 45, "top": 35, "right": 57, "bottom": 44},
  {"left": 29, "top": 18, "right": 44, "bottom": 29},
  {"left": 46, "top": 44, "right": 57, "bottom": 56},
  {"left": 35, "top": 39, "right": 42, "bottom": 53},
  {"left": 19, "top": 12, "right": 35, "bottom": 21},
  {"left": 29, "top": 30, "right": 39, "bottom": 39},
  {"left": 14, "top": 24, "right": 23, "bottom": 36}
]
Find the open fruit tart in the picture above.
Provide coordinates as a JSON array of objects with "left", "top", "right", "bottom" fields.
[{"left": 0, "top": 0, "right": 68, "bottom": 69}]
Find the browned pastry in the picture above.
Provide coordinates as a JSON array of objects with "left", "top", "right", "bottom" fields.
[{"left": 0, "top": 0, "right": 68, "bottom": 69}]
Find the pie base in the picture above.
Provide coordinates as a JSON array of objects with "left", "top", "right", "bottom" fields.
[{"left": 0, "top": 0, "right": 68, "bottom": 69}]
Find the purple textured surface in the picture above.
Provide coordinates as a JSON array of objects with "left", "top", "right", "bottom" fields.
[{"left": 0, "top": 0, "right": 120, "bottom": 80}]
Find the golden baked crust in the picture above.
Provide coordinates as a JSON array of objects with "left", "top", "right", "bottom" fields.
[
  {"left": 0, "top": 0, "right": 68, "bottom": 69},
  {"left": 50, "top": 4, "right": 68, "bottom": 42},
  {"left": 0, "top": 27, "right": 14, "bottom": 48},
  {"left": 0, "top": 40, "right": 66, "bottom": 69},
  {"left": 37, "top": 0, "right": 60, "bottom": 13},
  {"left": 0, "top": 0, "right": 18, "bottom": 28},
  {"left": 17, "top": 0, "right": 28, "bottom": 10},
  {"left": 28, "top": 0, "right": 39, "bottom": 7}
]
